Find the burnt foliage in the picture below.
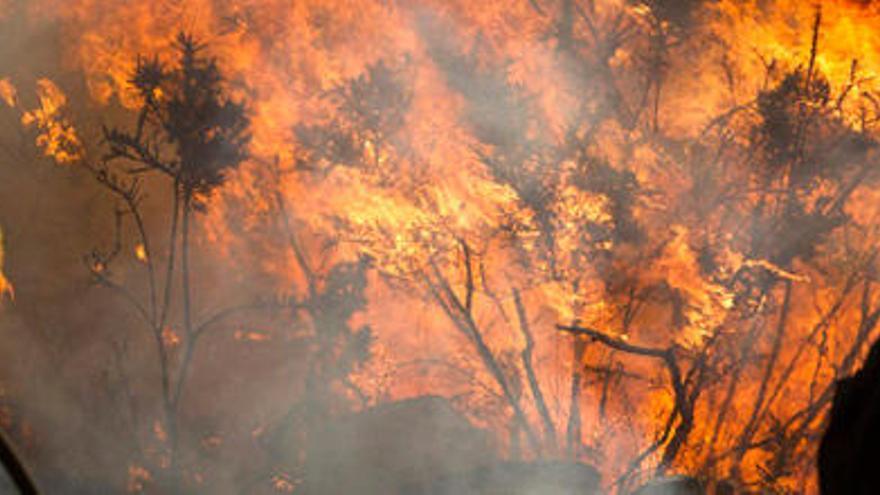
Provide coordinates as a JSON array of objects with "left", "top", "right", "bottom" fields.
[
  {"left": 74, "top": 33, "right": 252, "bottom": 492},
  {"left": 756, "top": 69, "right": 830, "bottom": 175},
  {"left": 307, "top": 258, "right": 374, "bottom": 389},
  {"left": 103, "top": 32, "right": 250, "bottom": 203},
  {"left": 750, "top": 66, "right": 876, "bottom": 269},
  {"left": 571, "top": 155, "right": 643, "bottom": 245},
  {"left": 633, "top": 0, "right": 703, "bottom": 31},
  {"left": 294, "top": 59, "right": 411, "bottom": 175}
]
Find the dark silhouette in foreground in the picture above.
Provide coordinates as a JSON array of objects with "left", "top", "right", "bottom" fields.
[
  {"left": 818, "top": 336, "right": 880, "bottom": 494},
  {"left": 0, "top": 432, "right": 37, "bottom": 494}
]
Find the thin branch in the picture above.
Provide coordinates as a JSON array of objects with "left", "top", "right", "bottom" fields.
[
  {"left": 271, "top": 158, "right": 316, "bottom": 298},
  {"left": 424, "top": 264, "right": 541, "bottom": 454},
  {"left": 734, "top": 280, "right": 793, "bottom": 464},
  {"left": 158, "top": 183, "right": 181, "bottom": 331},
  {"left": 193, "top": 301, "right": 289, "bottom": 339},
  {"left": 558, "top": 324, "right": 691, "bottom": 472},
  {"left": 557, "top": 325, "right": 667, "bottom": 359},
  {"left": 566, "top": 336, "right": 586, "bottom": 457},
  {"left": 762, "top": 273, "right": 858, "bottom": 422},
  {"left": 461, "top": 240, "right": 474, "bottom": 314},
  {"left": 513, "top": 288, "right": 557, "bottom": 450},
  {"left": 90, "top": 268, "right": 153, "bottom": 328}
]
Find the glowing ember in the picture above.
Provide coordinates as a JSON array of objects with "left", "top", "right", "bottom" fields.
[
  {"left": 233, "top": 329, "right": 271, "bottom": 342},
  {"left": 0, "top": 226, "right": 11, "bottom": 301},
  {"left": 127, "top": 465, "right": 152, "bottom": 493},
  {"left": 134, "top": 243, "right": 147, "bottom": 263},
  {"left": 161, "top": 327, "right": 181, "bottom": 348},
  {"left": 271, "top": 473, "right": 297, "bottom": 493},
  {"left": 0, "top": 78, "right": 15, "bottom": 107}
]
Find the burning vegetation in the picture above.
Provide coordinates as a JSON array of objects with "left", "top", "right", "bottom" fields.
[{"left": 3, "top": 0, "right": 880, "bottom": 493}]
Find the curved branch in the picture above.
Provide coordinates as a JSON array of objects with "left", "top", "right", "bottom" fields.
[
  {"left": 557, "top": 325, "right": 667, "bottom": 359},
  {"left": 513, "top": 289, "right": 556, "bottom": 449},
  {"left": 557, "top": 324, "right": 692, "bottom": 472},
  {"left": 424, "top": 264, "right": 542, "bottom": 455}
]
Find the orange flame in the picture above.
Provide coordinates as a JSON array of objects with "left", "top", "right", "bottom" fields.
[
  {"left": 10, "top": 0, "right": 880, "bottom": 491},
  {"left": 0, "top": 226, "right": 12, "bottom": 301}
]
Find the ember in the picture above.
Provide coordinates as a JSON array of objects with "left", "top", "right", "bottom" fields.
[{"left": 2, "top": 1, "right": 880, "bottom": 494}]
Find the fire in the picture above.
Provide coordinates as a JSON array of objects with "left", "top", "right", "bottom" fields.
[
  {"left": 19, "top": 79, "right": 83, "bottom": 164},
  {"left": 271, "top": 473, "right": 297, "bottom": 493},
  {"left": 5, "top": 0, "right": 880, "bottom": 493},
  {"left": 0, "top": 78, "right": 15, "bottom": 107},
  {"left": 233, "top": 329, "right": 271, "bottom": 342},
  {"left": 0, "top": 226, "right": 11, "bottom": 300},
  {"left": 126, "top": 465, "right": 152, "bottom": 493},
  {"left": 161, "top": 326, "right": 181, "bottom": 348},
  {"left": 134, "top": 243, "right": 148, "bottom": 263},
  {"left": 153, "top": 420, "right": 167, "bottom": 443}
]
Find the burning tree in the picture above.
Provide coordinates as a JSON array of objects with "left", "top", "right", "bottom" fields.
[
  {"left": 88, "top": 32, "right": 250, "bottom": 487},
  {"left": 4, "top": 0, "right": 880, "bottom": 494},
  {"left": 2, "top": 32, "right": 254, "bottom": 490},
  {"left": 262, "top": 3, "right": 880, "bottom": 493}
]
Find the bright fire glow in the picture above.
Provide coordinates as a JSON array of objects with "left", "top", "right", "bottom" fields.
[{"left": 6, "top": 0, "right": 880, "bottom": 493}]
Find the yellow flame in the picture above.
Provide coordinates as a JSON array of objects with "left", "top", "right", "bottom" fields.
[
  {"left": 12, "top": 0, "right": 880, "bottom": 489},
  {"left": 0, "top": 78, "right": 16, "bottom": 107},
  {"left": 234, "top": 329, "right": 271, "bottom": 342},
  {"left": 0, "top": 227, "right": 12, "bottom": 301},
  {"left": 134, "top": 244, "right": 148, "bottom": 263},
  {"left": 743, "top": 258, "right": 811, "bottom": 283},
  {"left": 20, "top": 79, "right": 83, "bottom": 164}
]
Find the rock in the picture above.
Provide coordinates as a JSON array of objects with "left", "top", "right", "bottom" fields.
[
  {"left": 301, "top": 396, "right": 495, "bottom": 495},
  {"left": 300, "top": 396, "right": 604, "bottom": 495},
  {"left": 423, "top": 460, "right": 601, "bottom": 495},
  {"left": 631, "top": 475, "right": 704, "bottom": 495}
]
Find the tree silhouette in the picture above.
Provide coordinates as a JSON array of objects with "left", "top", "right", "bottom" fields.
[{"left": 86, "top": 31, "right": 250, "bottom": 489}]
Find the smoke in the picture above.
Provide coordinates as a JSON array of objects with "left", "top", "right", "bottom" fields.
[{"left": 3, "top": 0, "right": 880, "bottom": 493}]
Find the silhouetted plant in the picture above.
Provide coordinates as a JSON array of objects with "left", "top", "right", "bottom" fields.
[
  {"left": 86, "top": 31, "right": 250, "bottom": 489},
  {"left": 104, "top": 32, "right": 250, "bottom": 203}
]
